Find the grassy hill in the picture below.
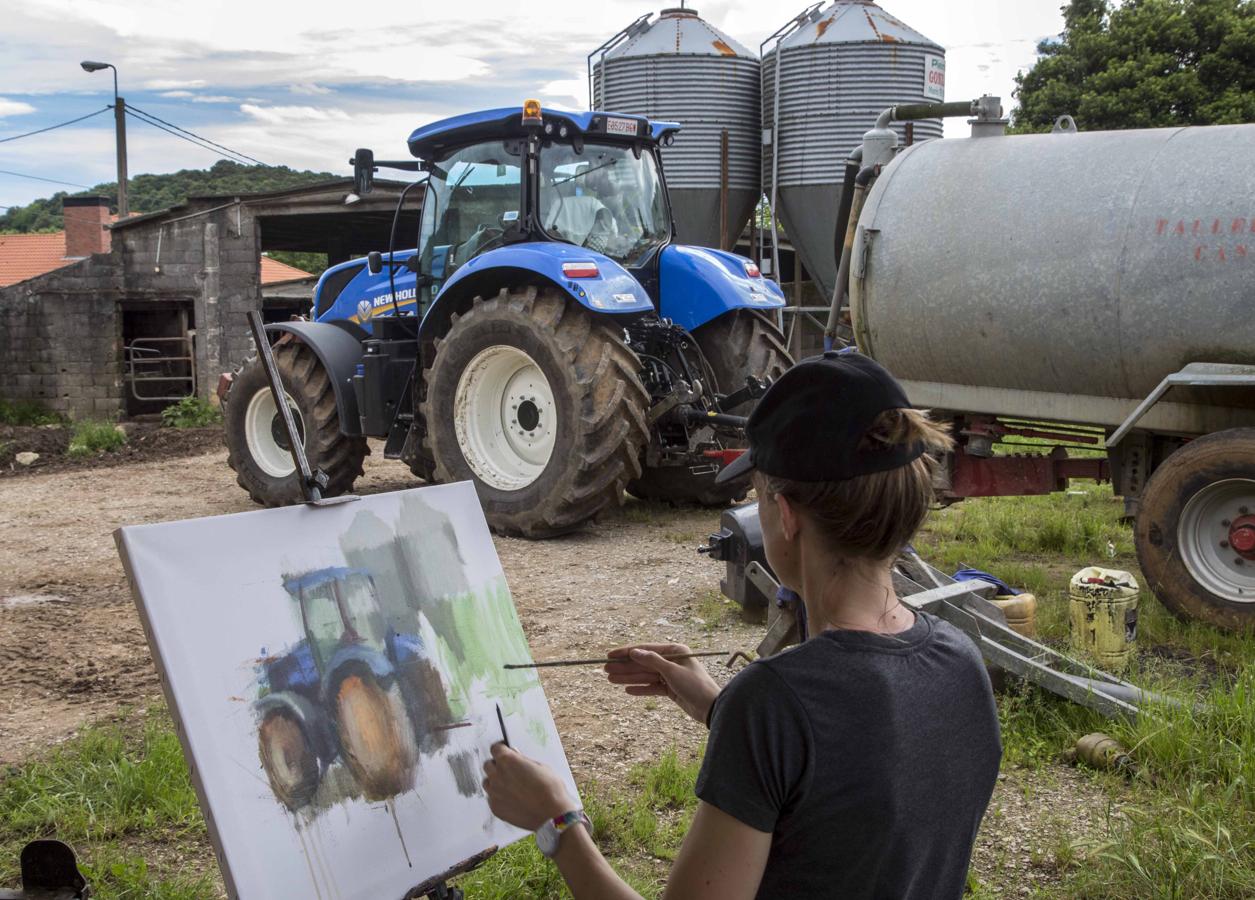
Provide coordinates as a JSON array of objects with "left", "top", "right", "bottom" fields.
[{"left": 0, "top": 159, "right": 338, "bottom": 233}]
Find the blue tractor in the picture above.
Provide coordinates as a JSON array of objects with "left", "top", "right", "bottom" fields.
[{"left": 222, "top": 101, "right": 790, "bottom": 537}]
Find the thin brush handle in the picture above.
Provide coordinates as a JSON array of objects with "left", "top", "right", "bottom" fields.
[{"left": 504, "top": 650, "right": 728, "bottom": 669}]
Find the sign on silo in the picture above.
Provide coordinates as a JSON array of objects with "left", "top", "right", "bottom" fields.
[{"left": 924, "top": 54, "right": 946, "bottom": 101}]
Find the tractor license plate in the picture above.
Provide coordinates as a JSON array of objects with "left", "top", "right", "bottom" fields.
[{"left": 605, "top": 117, "right": 638, "bottom": 136}]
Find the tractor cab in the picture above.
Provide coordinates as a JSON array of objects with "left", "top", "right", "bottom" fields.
[{"left": 284, "top": 567, "right": 387, "bottom": 673}]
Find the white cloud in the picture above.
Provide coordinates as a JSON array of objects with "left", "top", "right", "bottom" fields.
[
  {"left": 240, "top": 103, "right": 350, "bottom": 124},
  {"left": 191, "top": 95, "right": 239, "bottom": 103},
  {"left": 0, "top": 97, "right": 36, "bottom": 116},
  {"left": 144, "top": 78, "right": 207, "bottom": 90},
  {"left": 159, "top": 90, "right": 194, "bottom": 98},
  {"left": 290, "top": 83, "right": 332, "bottom": 95}
]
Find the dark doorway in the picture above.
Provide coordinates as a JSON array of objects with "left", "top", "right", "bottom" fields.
[{"left": 121, "top": 302, "right": 196, "bottom": 417}]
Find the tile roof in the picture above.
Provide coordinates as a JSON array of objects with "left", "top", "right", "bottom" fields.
[
  {"left": 0, "top": 232, "right": 71, "bottom": 288},
  {"left": 260, "top": 256, "right": 314, "bottom": 284},
  {"left": 0, "top": 232, "right": 313, "bottom": 288}
]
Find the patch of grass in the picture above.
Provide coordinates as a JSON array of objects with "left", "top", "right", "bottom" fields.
[
  {"left": 0, "top": 710, "right": 212, "bottom": 899},
  {"left": 160, "top": 396, "right": 221, "bottom": 429},
  {"left": 618, "top": 500, "right": 669, "bottom": 525},
  {"left": 662, "top": 530, "right": 699, "bottom": 545},
  {"left": 457, "top": 748, "right": 701, "bottom": 898},
  {"left": 66, "top": 421, "right": 126, "bottom": 457},
  {"left": 0, "top": 398, "right": 63, "bottom": 426},
  {"left": 693, "top": 588, "right": 734, "bottom": 631}
]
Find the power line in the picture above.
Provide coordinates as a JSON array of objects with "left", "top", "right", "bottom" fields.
[
  {"left": 0, "top": 168, "right": 92, "bottom": 189},
  {"left": 123, "top": 106, "right": 257, "bottom": 166},
  {"left": 0, "top": 107, "right": 111, "bottom": 144},
  {"left": 126, "top": 103, "right": 268, "bottom": 166}
]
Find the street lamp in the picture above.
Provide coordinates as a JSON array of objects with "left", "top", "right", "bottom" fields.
[{"left": 80, "top": 59, "right": 128, "bottom": 217}]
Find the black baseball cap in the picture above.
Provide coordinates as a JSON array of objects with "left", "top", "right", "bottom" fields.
[{"left": 714, "top": 349, "right": 923, "bottom": 484}]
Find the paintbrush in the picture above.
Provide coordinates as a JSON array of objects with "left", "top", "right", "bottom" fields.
[{"left": 504, "top": 650, "right": 729, "bottom": 669}]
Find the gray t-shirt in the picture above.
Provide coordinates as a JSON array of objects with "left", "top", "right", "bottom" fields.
[{"left": 695, "top": 612, "right": 1001, "bottom": 899}]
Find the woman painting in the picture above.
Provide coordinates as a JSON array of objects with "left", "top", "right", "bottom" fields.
[{"left": 482, "top": 350, "right": 1002, "bottom": 899}]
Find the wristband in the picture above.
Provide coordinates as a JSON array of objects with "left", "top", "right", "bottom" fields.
[{"left": 535, "top": 809, "right": 592, "bottom": 858}]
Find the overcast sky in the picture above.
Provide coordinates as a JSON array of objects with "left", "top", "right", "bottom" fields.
[{"left": 0, "top": 0, "right": 1066, "bottom": 209}]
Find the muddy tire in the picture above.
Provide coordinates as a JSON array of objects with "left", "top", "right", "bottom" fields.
[
  {"left": 1135, "top": 428, "right": 1255, "bottom": 631},
  {"left": 421, "top": 286, "right": 649, "bottom": 537},
  {"left": 629, "top": 309, "right": 792, "bottom": 506},
  {"left": 223, "top": 342, "right": 368, "bottom": 506},
  {"left": 257, "top": 708, "right": 321, "bottom": 811},
  {"left": 332, "top": 672, "right": 417, "bottom": 801}
]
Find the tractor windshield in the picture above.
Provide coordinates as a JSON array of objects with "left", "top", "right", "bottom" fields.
[
  {"left": 539, "top": 142, "right": 669, "bottom": 266},
  {"left": 418, "top": 140, "right": 523, "bottom": 289},
  {"left": 296, "top": 571, "right": 389, "bottom": 670}
]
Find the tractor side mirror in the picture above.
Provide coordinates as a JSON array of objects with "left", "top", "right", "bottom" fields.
[
  {"left": 366, "top": 251, "right": 383, "bottom": 275},
  {"left": 352, "top": 148, "right": 375, "bottom": 197},
  {"left": 405, "top": 256, "right": 421, "bottom": 273}
]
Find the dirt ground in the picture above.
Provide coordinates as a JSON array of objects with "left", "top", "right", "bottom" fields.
[{"left": 0, "top": 438, "right": 1113, "bottom": 895}]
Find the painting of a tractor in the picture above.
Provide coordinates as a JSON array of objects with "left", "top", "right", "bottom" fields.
[
  {"left": 221, "top": 100, "right": 791, "bottom": 537},
  {"left": 254, "top": 566, "right": 454, "bottom": 812}
]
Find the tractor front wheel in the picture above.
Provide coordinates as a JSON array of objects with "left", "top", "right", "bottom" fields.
[
  {"left": 223, "top": 342, "right": 368, "bottom": 506},
  {"left": 629, "top": 309, "right": 792, "bottom": 506},
  {"left": 422, "top": 286, "right": 649, "bottom": 537},
  {"left": 257, "top": 708, "right": 321, "bottom": 812}
]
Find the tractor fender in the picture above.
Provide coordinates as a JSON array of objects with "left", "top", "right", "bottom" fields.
[
  {"left": 264, "top": 320, "right": 367, "bottom": 437},
  {"left": 322, "top": 644, "right": 396, "bottom": 704},
  {"left": 419, "top": 242, "right": 653, "bottom": 344},
  {"left": 657, "top": 245, "right": 785, "bottom": 332}
]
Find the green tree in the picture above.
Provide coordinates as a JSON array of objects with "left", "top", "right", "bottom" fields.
[
  {"left": 1012, "top": 0, "right": 1255, "bottom": 132},
  {"left": 0, "top": 159, "right": 337, "bottom": 233}
]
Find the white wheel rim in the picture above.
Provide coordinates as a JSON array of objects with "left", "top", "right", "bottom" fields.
[
  {"left": 454, "top": 345, "right": 557, "bottom": 491},
  {"left": 1178, "top": 478, "right": 1255, "bottom": 604},
  {"left": 244, "top": 388, "right": 306, "bottom": 479}
]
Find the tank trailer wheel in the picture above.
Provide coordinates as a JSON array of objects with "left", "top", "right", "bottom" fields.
[
  {"left": 223, "top": 342, "right": 368, "bottom": 506},
  {"left": 257, "top": 708, "right": 321, "bottom": 811},
  {"left": 629, "top": 309, "right": 792, "bottom": 506},
  {"left": 1135, "top": 428, "right": 1255, "bottom": 631},
  {"left": 332, "top": 672, "right": 417, "bottom": 801},
  {"left": 422, "top": 286, "right": 649, "bottom": 537}
]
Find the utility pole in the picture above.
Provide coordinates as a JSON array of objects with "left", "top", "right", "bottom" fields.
[{"left": 80, "top": 60, "right": 128, "bottom": 217}]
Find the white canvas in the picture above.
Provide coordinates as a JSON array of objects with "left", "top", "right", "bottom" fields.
[{"left": 115, "top": 482, "right": 573, "bottom": 900}]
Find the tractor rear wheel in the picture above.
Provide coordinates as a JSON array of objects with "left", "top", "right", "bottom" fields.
[
  {"left": 1135, "top": 428, "right": 1255, "bottom": 631},
  {"left": 421, "top": 286, "right": 649, "bottom": 537},
  {"left": 333, "top": 672, "right": 417, "bottom": 801},
  {"left": 629, "top": 309, "right": 792, "bottom": 506},
  {"left": 224, "top": 342, "right": 368, "bottom": 506}
]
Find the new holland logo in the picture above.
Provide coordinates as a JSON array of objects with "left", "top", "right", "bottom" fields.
[{"left": 357, "top": 298, "right": 373, "bottom": 321}]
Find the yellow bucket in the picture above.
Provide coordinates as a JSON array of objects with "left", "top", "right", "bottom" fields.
[
  {"left": 991, "top": 593, "right": 1037, "bottom": 639},
  {"left": 1069, "top": 567, "right": 1139, "bottom": 671}
]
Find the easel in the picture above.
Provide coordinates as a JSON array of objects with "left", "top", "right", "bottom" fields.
[{"left": 248, "top": 312, "right": 499, "bottom": 899}]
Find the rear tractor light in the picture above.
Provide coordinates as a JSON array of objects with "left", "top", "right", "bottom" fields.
[{"left": 562, "top": 261, "right": 600, "bottom": 278}]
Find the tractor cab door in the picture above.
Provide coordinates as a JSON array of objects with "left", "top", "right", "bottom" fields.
[{"left": 418, "top": 141, "right": 524, "bottom": 310}]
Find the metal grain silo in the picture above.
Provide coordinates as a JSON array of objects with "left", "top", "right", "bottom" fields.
[
  {"left": 591, "top": 8, "right": 761, "bottom": 249},
  {"left": 763, "top": 0, "right": 945, "bottom": 298}
]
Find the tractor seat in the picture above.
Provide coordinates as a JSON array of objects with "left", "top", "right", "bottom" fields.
[{"left": 543, "top": 196, "right": 614, "bottom": 246}]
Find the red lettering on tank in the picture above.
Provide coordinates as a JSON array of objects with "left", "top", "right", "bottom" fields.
[
  {"left": 1174, "top": 220, "right": 1187, "bottom": 235},
  {"left": 1195, "top": 245, "right": 1205, "bottom": 261},
  {"left": 1237, "top": 245, "right": 1248, "bottom": 258},
  {"left": 1156, "top": 218, "right": 1169, "bottom": 235},
  {"left": 1212, "top": 219, "right": 1223, "bottom": 234},
  {"left": 1233, "top": 218, "right": 1248, "bottom": 234},
  {"left": 1217, "top": 246, "right": 1227, "bottom": 261},
  {"left": 1193, "top": 220, "right": 1203, "bottom": 235}
]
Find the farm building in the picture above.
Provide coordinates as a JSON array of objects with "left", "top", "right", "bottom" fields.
[{"left": 0, "top": 181, "right": 416, "bottom": 419}]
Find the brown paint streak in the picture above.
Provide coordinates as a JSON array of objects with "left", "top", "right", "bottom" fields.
[
  {"left": 335, "top": 673, "right": 412, "bottom": 801},
  {"left": 711, "top": 39, "right": 737, "bottom": 57},
  {"left": 815, "top": 17, "right": 833, "bottom": 38}
]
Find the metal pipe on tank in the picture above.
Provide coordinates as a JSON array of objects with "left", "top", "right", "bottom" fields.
[
  {"left": 587, "top": 14, "right": 652, "bottom": 109},
  {"left": 825, "top": 164, "right": 874, "bottom": 350}
]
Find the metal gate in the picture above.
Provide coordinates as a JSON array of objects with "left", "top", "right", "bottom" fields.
[{"left": 125, "top": 334, "right": 196, "bottom": 401}]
